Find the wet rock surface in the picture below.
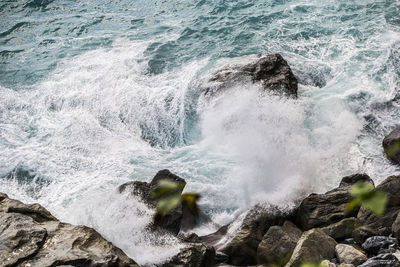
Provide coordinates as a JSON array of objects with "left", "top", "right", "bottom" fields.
[
  {"left": 206, "top": 54, "right": 298, "bottom": 97},
  {"left": 118, "top": 169, "right": 201, "bottom": 234},
  {"left": 0, "top": 193, "right": 138, "bottom": 267},
  {"left": 296, "top": 174, "right": 373, "bottom": 230},
  {"left": 361, "top": 236, "right": 399, "bottom": 256},
  {"left": 162, "top": 242, "right": 215, "bottom": 267},
  {"left": 358, "top": 253, "right": 400, "bottom": 267},
  {"left": 383, "top": 127, "right": 400, "bottom": 164},
  {"left": 257, "top": 220, "right": 302, "bottom": 265},
  {"left": 285, "top": 228, "right": 337, "bottom": 267}
]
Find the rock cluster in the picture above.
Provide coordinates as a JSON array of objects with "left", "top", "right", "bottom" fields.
[{"left": 0, "top": 192, "right": 138, "bottom": 267}]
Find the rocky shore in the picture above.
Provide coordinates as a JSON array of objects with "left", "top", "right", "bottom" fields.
[{"left": 2, "top": 54, "right": 400, "bottom": 267}]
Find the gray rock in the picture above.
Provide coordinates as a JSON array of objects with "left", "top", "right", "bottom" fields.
[
  {"left": 257, "top": 221, "right": 302, "bottom": 265},
  {"left": 0, "top": 193, "right": 138, "bottom": 267},
  {"left": 383, "top": 127, "right": 400, "bottom": 164},
  {"left": 355, "top": 175, "right": 400, "bottom": 242},
  {"left": 393, "top": 212, "right": 400, "bottom": 241},
  {"left": 201, "top": 204, "right": 289, "bottom": 266},
  {"left": 321, "top": 217, "right": 360, "bottom": 240},
  {"left": 296, "top": 174, "right": 373, "bottom": 230},
  {"left": 206, "top": 54, "right": 298, "bottom": 97},
  {"left": 335, "top": 244, "right": 367, "bottom": 265},
  {"left": 162, "top": 242, "right": 215, "bottom": 267},
  {"left": 320, "top": 260, "right": 336, "bottom": 267},
  {"left": 285, "top": 228, "right": 337, "bottom": 267},
  {"left": 358, "top": 253, "right": 400, "bottom": 267},
  {"left": 119, "top": 169, "right": 201, "bottom": 234},
  {"left": 361, "top": 236, "right": 399, "bottom": 256}
]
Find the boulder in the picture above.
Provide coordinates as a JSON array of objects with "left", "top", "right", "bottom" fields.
[
  {"left": 296, "top": 174, "right": 373, "bottom": 230},
  {"left": 383, "top": 127, "right": 400, "bottom": 164},
  {"left": 118, "top": 169, "right": 200, "bottom": 234},
  {"left": 162, "top": 242, "right": 215, "bottom": 267},
  {"left": 206, "top": 54, "right": 298, "bottom": 97},
  {"left": 257, "top": 220, "right": 302, "bottom": 265},
  {"left": 393, "top": 212, "right": 400, "bottom": 240},
  {"left": 361, "top": 236, "right": 399, "bottom": 256},
  {"left": 354, "top": 175, "right": 400, "bottom": 241},
  {"left": 358, "top": 253, "right": 400, "bottom": 267},
  {"left": 0, "top": 193, "right": 138, "bottom": 267},
  {"left": 335, "top": 244, "right": 367, "bottom": 265},
  {"left": 285, "top": 228, "right": 337, "bottom": 267},
  {"left": 321, "top": 217, "right": 360, "bottom": 240},
  {"left": 201, "top": 204, "right": 289, "bottom": 266},
  {"left": 320, "top": 260, "right": 336, "bottom": 267}
]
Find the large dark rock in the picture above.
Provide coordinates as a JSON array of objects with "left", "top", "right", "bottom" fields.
[
  {"left": 393, "top": 212, "right": 400, "bottom": 241},
  {"left": 285, "top": 228, "right": 337, "bottom": 267},
  {"left": 200, "top": 204, "right": 290, "bottom": 266},
  {"left": 361, "top": 236, "right": 399, "bottom": 256},
  {"left": 0, "top": 193, "right": 138, "bottom": 267},
  {"left": 354, "top": 175, "right": 400, "bottom": 242},
  {"left": 257, "top": 220, "right": 302, "bottom": 265},
  {"left": 320, "top": 217, "right": 360, "bottom": 240},
  {"left": 358, "top": 253, "right": 400, "bottom": 267},
  {"left": 162, "top": 242, "right": 215, "bottom": 267},
  {"left": 383, "top": 127, "right": 400, "bottom": 164},
  {"left": 296, "top": 174, "right": 373, "bottom": 230},
  {"left": 205, "top": 54, "right": 298, "bottom": 97},
  {"left": 118, "top": 169, "right": 200, "bottom": 234}
]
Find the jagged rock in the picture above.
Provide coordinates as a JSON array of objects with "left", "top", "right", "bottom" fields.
[
  {"left": 0, "top": 193, "right": 138, "bottom": 267},
  {"left": 354, "top": 175, "right": 400, "bottom": 241},
  {"left": 118, "top": 169, "right": 201, "bottom": 234},
  {"left": 162, "top": 242, "right": 215, "bottom": 267},
  {"left": 296, "top": 174, "right": 373, "bottom": 230},
  {"left": 285, "top": 228, "right": 337, "bottom": 267},
  {"left": 206, "top": 54, "right": 298, "bottom": 97},
  {"left": 335, "top": 244, "right": 367, "bottom": 265},
  {"left": 321, "top": 217, "right": 360, "bottom": 240},
  {"left": 257, "top": 220, "right": 302, "bottom": 265},
  {"left": 361, "top": 236, "right": 399, "bottom": 256},
  {"left": 383, "top": 127, "right": 400, "bottom": 164},
  {"left": 393, "top": 212, "right": 400, "bottom": 240},
  {"left": 376, "top": 175, "right": 400, "bottom": 207},
  {"left": 358, "top": 253, "right": 400, "bottom": 267},
  {"left": 201, "top": 205, "right": 289, "bottom": 266}
]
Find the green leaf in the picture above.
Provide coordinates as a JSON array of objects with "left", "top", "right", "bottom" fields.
[
  {"left": 386, "top": 141, "right": 400, "bottom": 157},
  {"left": 349, "top": 182, "right": 374, "bottom": 197},
  {"left": 182, "top": 193, "right": 200, "bottom": 215},
  {"left": 152, "top": 179, "right": 185, "bottom": 198},
  {"left": 361, "top": 191, "right": 388, "bottom": 216},
  {"left": 346, "top": 198, "right": 360, "bottom": 213},
  {"left": 156, "top": 193, "right": 182, "bottom": 216}
]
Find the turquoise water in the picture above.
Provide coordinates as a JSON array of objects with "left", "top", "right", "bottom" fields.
[{"left": 1, "top": 0, "right": 400, "bottom": 265}]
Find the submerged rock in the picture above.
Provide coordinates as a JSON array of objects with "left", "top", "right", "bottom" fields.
[
  {"left": 383, "top": 127, "right": 400, "bottom": 164},
  {"left": 285, "top": 228, "right": 337, "bottom": 267},
  {"left": 205, "top": 54, "right": 298, "bottom": 97},
  {"left": 296, "top": 174, "right": 373, "bottom": 230},
  {"left": 0, "top": 192, "right": 138, "bottom": 267},
  {"left": 118, "top": 169, "right": 202, "bottom": 234},
  {"left": 257, "top": 220, "right": 302, "bottom": 265}
]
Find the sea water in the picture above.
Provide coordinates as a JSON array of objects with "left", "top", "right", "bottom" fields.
[{"left": 1, "top": 0, "right": 400, "bottom": 265}]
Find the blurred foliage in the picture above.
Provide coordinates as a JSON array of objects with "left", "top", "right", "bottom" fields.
[
  {"left": 347, "top": 181, "right": 388, "bottom": 216},
  {"left": 152, "top": 179, "right": 200, "bottom": 226},
  {"left": 386, "top": 142, "right": 400, "bottom": 158}
]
